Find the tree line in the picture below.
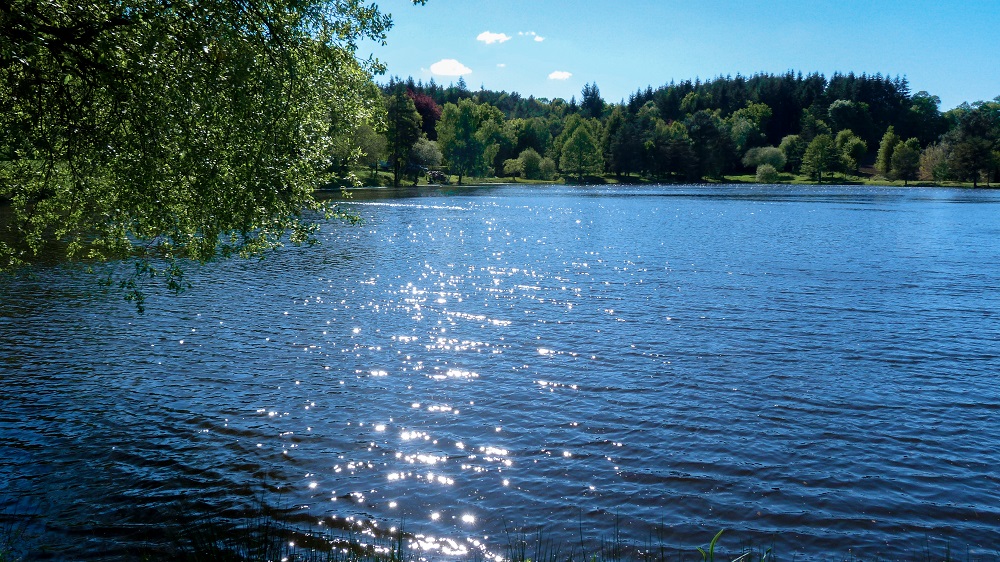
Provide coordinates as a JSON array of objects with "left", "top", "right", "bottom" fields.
[{"left": 365, "top": 72, "right": 999, "bottom": 187}]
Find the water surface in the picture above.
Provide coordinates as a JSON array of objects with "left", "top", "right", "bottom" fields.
[{"left": 2, "top": 184, "right": 999, "bottom": 559}]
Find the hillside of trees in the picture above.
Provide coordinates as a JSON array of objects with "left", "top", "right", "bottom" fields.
[{"left": 362, "top": 72, "right": 999, "bottom": 187}]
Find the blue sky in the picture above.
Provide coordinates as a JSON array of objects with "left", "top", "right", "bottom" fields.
[{"left": 367, "top": 0, "right": 999, "bottom": 111}]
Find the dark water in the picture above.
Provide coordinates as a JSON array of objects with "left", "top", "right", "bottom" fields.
[{"left": 3, "top": 184, "right": 1000, "bottom": 560}]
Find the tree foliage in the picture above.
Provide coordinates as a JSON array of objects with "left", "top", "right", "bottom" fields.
[
  {"left": 517, "top": 148, "right": 543, "bottom": 180},
  {"left": 875, "top": 126, "right": 901, "bottom": 178},
  {"left": 755, "top": 164, "right": 780, "bottom": 183},
  {"left": 779, "top": 135, "right": 807, "bottom": 172},
  {"left": 408, "top": 137, "right": 441, "bottom": 184},
  {"left": 386, "top": 87, "right": 422, "bottom": 187},
  {"left": 742, "top": 146, "right": 786, "bottom": 170},
  {"left": 556, "top": 115, "right": 603, "bottom": 181},
  {"left": 388, "top": 71, "right": 1000, "bottom": 187},
  {"left": 919, "top": 143, "right": 950, "bottom": 184},
  {"left": 354, "top": 123, "right": 387, "bottom": 179},
  {"left": 801, "top": 134, "right": 839, "bottom": 182},
  {"left": 890, "top": 138, "right": 921, "bottom": 185},
  {"left": 686, "top": 110, "right": 729, "bottom": 179},
  {"left": 407, "top": 88, "right": 442, "bottom": 140},
  {"left": 942, "top": 100, "right": 1000, "bottom": 187},
  {"left": 436, "top": 98, "right": 505, "bottom": 184},
  {"left": 580, "top": 82, "right": 605, "bottom": 120},
  {"left": 949, "top": 138, "right": 994, "bottom": 187},
  {"left": 835, "top": 130, "right": 867, "bottom": 176},
  {"left": 1, "top": 0, "right": 423, "bottom": 303}
]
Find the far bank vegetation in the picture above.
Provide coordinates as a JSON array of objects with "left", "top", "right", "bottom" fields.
[{"left": 356, "top": 73, "right": 999, "bottom": 188}]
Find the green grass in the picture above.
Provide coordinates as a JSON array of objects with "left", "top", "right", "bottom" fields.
[
  {"left": 723, "top": 171, "right": 988, "bottom": 188},
  {"left": 331, "top": 165, "right": 993, "bottom": 190}
]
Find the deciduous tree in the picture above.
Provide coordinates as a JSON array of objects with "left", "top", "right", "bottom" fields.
[
  {"left": 502, "top": 158, "right": 522, "bottom": 180},
  {"left": 408, "top": 137, "right": 442, "bottom": 184},
  {"left": 0, "top": 0, "right": 423, "bottom": 305},
  {"left": 408, "top": 88, "right": 443, "bottom": 140},
  {"left": 518, "top": 148, "right": 543, "bottom": 180},
  {"left": 558, "top": 116, "right": 604, "bottom": 182},
  {"left": 779, "top": 135, "right": 807, "bottom": 172},
  {"left": 835, "top": 130, "right": 867, "bottom": 177},
  {"left": 742, "top": 146, "right": 786, "bottom": 171},
  {"left": 949, "top": 138, "right": 993, "bottom": 187},
  {"left": 801, "top": 134, "right": 839, "bottom": 182},
  {"left": 890, "top": 138, "right": 921, "bottom": 185},
  {"left": 919, "top": 143, "right": 951, "bottom": 184},
  {"left": 876, "top": 126, "right": 901, "bottom": 178},
  {"left": 436, "top": 98, "right": 505, "bottom": 184},
  {"left": 539, "top": 157, "right": 558, "bottom": 181},
  {"left": 354, "top": 124, "right": 387, "bottom": 179},
  {"left": 906, "top": 91, "right": 946, "bottom": 146}
]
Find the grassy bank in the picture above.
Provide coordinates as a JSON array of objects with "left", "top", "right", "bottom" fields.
[{"left": 337, "top": 167, "right": 990, "bottom": 189}]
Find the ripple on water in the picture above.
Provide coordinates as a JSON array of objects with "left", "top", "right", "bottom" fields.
[{"left": 3, "top": 185, "right": 1000, "bottom": 559}]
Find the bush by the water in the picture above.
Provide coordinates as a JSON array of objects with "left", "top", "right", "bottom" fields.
[{"left": 756, "top": 164, "right": 780, "bottom": 183}]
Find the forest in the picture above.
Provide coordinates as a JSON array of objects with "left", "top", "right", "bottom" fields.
[{"left": 367, "top": 72, "right": 1000, "bottom": 188}]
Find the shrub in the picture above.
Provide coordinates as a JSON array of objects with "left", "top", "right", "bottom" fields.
[
  {"left": 539, "top": 157, "right": 557, "bottom": 180},
  {"left": 518, "top": 148, "right": 542, "bottom": 179},
  {"left": 426, "top": 170, "right": 449, "bottom": 184},
  {"left": 503, "top": 158, "right": 522, "bottom": 179},
  {"left": 743, "top": 146, "right": 786, "bottom": 170},
  {"left": 755, "top": 163, "right": 780, "bottom": 183}
]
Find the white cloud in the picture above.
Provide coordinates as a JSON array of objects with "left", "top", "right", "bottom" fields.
[
  {"left": 477, "top": 31, "right": 511, "bottom": 44},
  {"left": 430, "top": 59, "right": 472, "bottom": 76},
  {"left": 497, "top": 63, "right": 507, "bottom": 68},
  {"left": 548, "top": 70, "right": 572, "bottom": 80},
  {"left": 519, "top": 31, "right": 544, "bottom": 42},
  {"left": 534, "top": 35, "right": 545, "bottom": 42}
]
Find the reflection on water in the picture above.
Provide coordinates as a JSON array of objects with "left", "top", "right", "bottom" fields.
[{"left": 3, "top": 184, "right": 1000, "bottom": 560}]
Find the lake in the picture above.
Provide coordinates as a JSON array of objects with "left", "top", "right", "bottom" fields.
[{"left": 2, "top": 184, "right": 1000, "bottom": 560}]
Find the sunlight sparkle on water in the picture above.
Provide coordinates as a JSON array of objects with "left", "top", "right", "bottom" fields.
[{"left": 479, "top": 446, "right": 509, "bottom": 456}]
